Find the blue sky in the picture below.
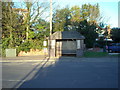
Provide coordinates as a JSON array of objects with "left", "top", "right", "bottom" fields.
[
  {"left": 52, "top": 0, "right": 118, "bottom": 28},
  {"left": 12, "top": 0, "right": 119, "bottom": 28}
]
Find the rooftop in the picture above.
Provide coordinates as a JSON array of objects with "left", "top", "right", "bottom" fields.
[{"left": 50, "top": 30, "right": 85, "bottom": 40}]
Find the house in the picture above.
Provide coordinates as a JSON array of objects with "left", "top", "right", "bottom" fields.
[{"left": 48, "top": 30, "right": 85, "bottom": 57}]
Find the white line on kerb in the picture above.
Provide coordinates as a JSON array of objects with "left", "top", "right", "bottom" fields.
[{"left": 2, "top": 79, "right": 26, "bottom": 82}]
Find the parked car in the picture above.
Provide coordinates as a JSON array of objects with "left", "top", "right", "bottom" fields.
[{"left": 107, "top": 43, "right": 120, "bottom": 53}]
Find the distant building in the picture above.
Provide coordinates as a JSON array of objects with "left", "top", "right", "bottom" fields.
[
  {"left": 12, "top": 8, "right": 28, "bottom": 20},
  {"left": 12, "top": 8, "right": 28, "bottom": 13}
]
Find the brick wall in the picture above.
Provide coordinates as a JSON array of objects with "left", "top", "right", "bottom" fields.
[{"left": 18, "top": 49, "right": 48, "bottom": 56}]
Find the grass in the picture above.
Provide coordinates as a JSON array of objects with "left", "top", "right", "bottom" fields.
[{"left": 84, "top": 51, "right": 108, "bottom": 57}]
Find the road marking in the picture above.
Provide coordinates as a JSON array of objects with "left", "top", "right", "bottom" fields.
[
  {"left": 109, "top": 53, "right": 119, "bottom": 54},
  {"left": 32, "top": 63, "right": 40, "bottom": 65},
  {"left": 2, "top": 79, "right": 26, "bottom": 82}
]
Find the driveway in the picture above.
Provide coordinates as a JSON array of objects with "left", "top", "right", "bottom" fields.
[{"left": 2, "top": 56, "right": 119, "bottom": 88}]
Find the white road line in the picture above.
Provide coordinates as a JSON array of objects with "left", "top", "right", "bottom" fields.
[{"left": 2, "top": 79, "right": 26, "bottom": 82}]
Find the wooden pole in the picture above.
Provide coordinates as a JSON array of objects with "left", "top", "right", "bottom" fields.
[
  {"left": 50, "top": 0, "right": 52, "bottom": 36},
  {"left": 49, "top": 0, "right": 52, "bottom": 57}
]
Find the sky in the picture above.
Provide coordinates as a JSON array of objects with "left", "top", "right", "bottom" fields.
[
  {"left": 52, "top": 0, "right": 119, "bottom": 28},
  {"left": 11, "top": 0, "right": 119, "bottom": 28}
]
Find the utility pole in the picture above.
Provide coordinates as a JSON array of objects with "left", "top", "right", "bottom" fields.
[
  {"left": 49, "top": 0, "right": 52, "bottom": 57},
  {"left": 50, "top": 0, "right": 52, "bottom": 36}
]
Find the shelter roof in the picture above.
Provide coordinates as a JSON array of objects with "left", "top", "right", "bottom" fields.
[{"left": 50, "top": 30, "right": 85, "bottom": 40}]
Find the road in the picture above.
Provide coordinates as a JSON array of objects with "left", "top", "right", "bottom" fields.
[{"left": 2, "top": 56, "right": 119, "bottom": 88}]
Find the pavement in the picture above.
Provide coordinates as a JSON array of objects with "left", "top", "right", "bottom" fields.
[
  {"left": 1, "top": 53, "right": 119, "bottom": 62},
  {"left": 1, "top": 55, "right": 119, "bottom": 88},
  {"left": 1, "top": 55, "right": 58, "bottom": 62}
]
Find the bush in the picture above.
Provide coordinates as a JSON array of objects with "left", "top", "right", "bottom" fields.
[
  {"left": 16, "top": 40, "right": 44, "bottom": 56},
  {"left": 2, "top": 37, "right": 46, "bottom": 57}
]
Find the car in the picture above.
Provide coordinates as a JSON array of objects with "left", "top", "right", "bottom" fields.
[{"left": 107, "top": 43, "right": 120, "bottom": 53}]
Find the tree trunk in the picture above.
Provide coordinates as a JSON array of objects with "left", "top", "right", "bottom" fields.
[{"left": 26, "top": 25, "right": 29, "bottom": 41}]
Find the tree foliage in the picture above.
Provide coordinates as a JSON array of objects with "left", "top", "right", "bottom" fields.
[
  {"left": 111, "top": 28, "right": 120, "bottom": 42},
  {"left": 81, "top": 3, "right": 100, "bottom": 24},
  {"left": 2, "top": 1, "right": 106, "bottom": 57},
  {"left": 2, "top": 1, "right": 49, "bottom": 56},
  {"left": 77, "top": 20, "right": 98, "bottom": 48},
  {"left": 53, "top": 7, "right": 71, "bottom": 32},
  {"left": 2, "top": 2, "right": 23, "bottom": 48},
  {"left": 53, "top": 3, "right": 100, "bottom": 48},
  {"left": 2, "top": 2, "right": 24, "bottom": 56}
]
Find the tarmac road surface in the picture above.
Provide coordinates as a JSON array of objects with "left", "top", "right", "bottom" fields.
[{"left": 2, "top": 56, "right": 119, "bottom": 88}]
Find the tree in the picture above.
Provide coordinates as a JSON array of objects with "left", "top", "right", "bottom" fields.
[
  {"left": 81, "top": 3, "right": 100, "bottom": 24},
  {"left": 28, "top": 18, "right": 50, "bottom": 49},
  {"left": 2, "top": 1, "right": 50, "bottom": 56},
  {"left": 13, "top": 1, "right": 50, "bottom": 53},
  {"left": 53, "top": 7, "right": 71, "bottom": 32},
  {"left": 70, "top": 6, "right": 81, "bottom": 30},
  {"left": 110, "top": 28, "right": 120, "bottom": 42},
  {"left": 52, "top": 3, "right": 100, "bottom": 48},
  {"left": 23, "top": 1, "right": 49, "bottom": 41},
  {"left": 70, "top": 6, "right": 81, "bottom": 23},
  {"left": 78, "top": 4, "right": 100, "bottom": 48},
  {"left": 77, "top": 20, "right": 98, "bottom": 48},
  {"left": 2, "top": 2, "right": 27, "bottom": 56},
  {"left": 2, "top": 2, "right": 22, "bottom": 48}
]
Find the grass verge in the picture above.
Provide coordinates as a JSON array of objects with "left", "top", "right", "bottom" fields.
[{"left": 84, "top": 51, "right": 108, "bottom": 57}]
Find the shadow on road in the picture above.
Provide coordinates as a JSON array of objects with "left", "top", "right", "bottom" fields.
[
  {"left": 13, "top": 56, "right": 118, "bottom": 88},
  {"left": 12, "top": 56, "right": 52, "bottom": 88}
]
